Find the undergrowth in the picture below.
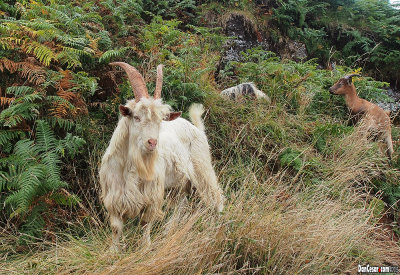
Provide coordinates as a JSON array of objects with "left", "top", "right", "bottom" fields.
[{"left": 1, "top": 0, "right": 400, "bottom": 273}]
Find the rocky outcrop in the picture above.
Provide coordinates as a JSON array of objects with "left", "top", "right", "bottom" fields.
[
  {"left": 377, "top": 88, "right": 400, "bottom": 116},
  {"left": 277, "top": 39, "right": 308, "bottom": 62},
  {"left": 215, "top": 13, "right": 268, "bottom": 79},
  {"left": 216, "top": 12, "right": 308, "bottom": 80}
]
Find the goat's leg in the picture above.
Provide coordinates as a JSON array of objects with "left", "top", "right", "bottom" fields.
[
  {"left": 109, "top": 214, "right": 124, "bottom": 252},
  {"left": 140, "top": 220, "right": 153, "bottom": 246},
  {"left": 190, "top": 161, "right": 224, "bottom": 213},
  {"left": 385, "top": 132, "right": 394, "bottom": 161},
  {"left": 140, "top": 198, "right": 163, "bottom": 246}
]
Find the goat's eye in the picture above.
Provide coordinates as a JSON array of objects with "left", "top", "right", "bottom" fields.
[{"left": 133, "top": 116, "right": 140, "bottom": 122}]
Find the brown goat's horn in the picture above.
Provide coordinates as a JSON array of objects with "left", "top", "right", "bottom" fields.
[
  {"left": 344, "top": 74, "right": 361, "bottom": 80},
  {"left": 154, "top": 64, "right": 163, "bottom": 99},
  {"left": 109, "top": 62, "right": 149, "bottom": 102}
]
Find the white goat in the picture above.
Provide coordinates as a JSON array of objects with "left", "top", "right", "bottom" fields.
[
  {"left": 99, "top": 62, "right": 224, "bottom": 251},
  {"left": 220, "top": 82, "right": 270, "bottom": 102}
]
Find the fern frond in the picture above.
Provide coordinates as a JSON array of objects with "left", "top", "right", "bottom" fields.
[
  {"left": 0, "top": 93, "right": 41, "bottom": 127},
  {"left": 57, "top": 133, "right": 85, "bottom": 158},
  {"left": 61, "top": 46, "right": 93, "bottom": 57},
  {"left": 0, "top": 171, "right": 8, "bottom": 192},
  {"left": 13, "top": 139, "right": 38, "bottom": 159},
  {"left": 99, "top": 47, "right": 131, "bottom": 63},
  {"left": 0, "top": 130, "right": 25, "bottom": 146},
  {"left": 18, "top": 64, "right": 46, "bottom": 85},
  {"left": 55, "top": 50, "right": 82, "bottom": 69},
  {"left": 56, "top": 35, "right": 87, "bottom": 49},
  {"left": 86, "top": 32, "right": 101, "bottom": 56},
  {"left": 0, "top": 58, "right": 19, "bottom": 73},
  {"left": 0, "top": 58, "right": 46, "bottom": 85},
  {"left": 6, "top": 86, "right": 35, "bottom": 96},
  {"left": 5, "top": 164, "right": 46, "bottom": 217},
  {"left": 0, "top": 96, "right": 14, "bottom": 106},
  {"left": 23, "top": 41, "right": 55, "bottom": 66},
  {"left": 19, "top": 203, "right": 46, "bottom": 242},
  {"left": 0, "top": 36, "right": 23, "bottom": 50},
  {"left": 59, "top": 70, "right": 74, "bottom": 90},
  {"left": 35, "top": 120, "right": 57, "bottom": 152},
  {"left": 36, "top": 28, "right": 59, "bottom": 42},
  {"left": 47, "top": 95, "right": 78, "bottom": 118},
  {"left": 44, "top": 116, "right": 75, "bottom": 131}
]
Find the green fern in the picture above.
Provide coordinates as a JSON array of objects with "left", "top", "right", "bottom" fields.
[
  {"left": 45, "top": 117, "right": 76, "bottom": 132},
  {"left": 0, "top": 130, "right": 26, "bottom": 154},
  {"left": 0, "top": 87, "right": 42, "bottom": 127},
  {"left": 24, "top": 41, "right": 55, "bottom": 66},
  {"left": 99, "top": 47, "right": 131, "bottom": 63},
  {"left": 0, "top": 120, "right": 85, "bottom": 239}
]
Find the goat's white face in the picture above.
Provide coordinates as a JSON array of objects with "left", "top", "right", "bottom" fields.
[{"left": 120, "top": 98, "right": 181, "bottom": 153}]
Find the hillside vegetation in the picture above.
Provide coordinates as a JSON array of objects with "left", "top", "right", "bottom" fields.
[{"left": 1, "top": 0, "right": 400, "bottom": 273}]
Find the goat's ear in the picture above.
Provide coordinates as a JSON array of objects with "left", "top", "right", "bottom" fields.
[
  {"left": 347, "top": 77, "right": 353, "bottom": 84},
  {"left": 119, "top": 105, "right": 132, "bottom": 117},
  {"left": 165, "top": 111, "right": 181, "bottom": 121}
]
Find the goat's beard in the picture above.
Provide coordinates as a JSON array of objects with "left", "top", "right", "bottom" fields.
[{"left": 133, "top": 147, "right": 158, "bottom": 182}]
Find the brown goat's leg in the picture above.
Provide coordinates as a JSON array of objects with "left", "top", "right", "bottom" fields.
[
  {"left": 109, "top": 214, "right": 124, "bottom": 252},
  {"left": 385, "top": 133, "right": 394, "bottom": 160}
]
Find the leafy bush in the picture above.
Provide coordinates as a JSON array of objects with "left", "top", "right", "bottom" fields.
[
  {"left": 0, "top": 0, "right": 104, "bottom": 238},
  {"left": 271, "top": 0, "right": 400, "bottom": 85},
  {"left": 142, "top": 0, "right": 197, "bottom": 20},
  {"left": 0, "top": 120, "right": 84, "bottom": 241},
  {"left": 135, "top": 16, "right": 224, "bottom": 111}
]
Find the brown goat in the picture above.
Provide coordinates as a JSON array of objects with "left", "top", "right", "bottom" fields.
[{"left": 329, "top": 74, "right": 394, "bottom": 159}]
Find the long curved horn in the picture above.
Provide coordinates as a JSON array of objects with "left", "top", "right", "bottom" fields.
[
  {"left": 154, "top": 64, "right": 163, "bottom": 99},
  {"left": 109, "top": 62, "right": 149, "bottom": 102},
  {"left": 344, "top": 74, "right": 361, "bottom": 82}
]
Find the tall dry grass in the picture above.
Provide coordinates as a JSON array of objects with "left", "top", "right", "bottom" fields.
[{"left": 1, "top": 166, "right": 399, "bottom": 274}]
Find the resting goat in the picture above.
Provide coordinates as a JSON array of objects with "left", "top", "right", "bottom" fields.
[
  {"left": 99, "top": 62, "right": 224, "bottom": 251},
  {"left": 220, "top": 82, "right": 270, "bottom": 101},
  {"left": 329, "top": 74, "right": 393, "bottom": 159}
]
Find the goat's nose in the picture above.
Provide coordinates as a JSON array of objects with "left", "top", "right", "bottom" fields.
[{"left": 148, "top": 139, "right": 157, "bottom": 147}]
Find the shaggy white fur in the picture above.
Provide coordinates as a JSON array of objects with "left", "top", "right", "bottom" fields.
[{"left": 99, "top": 98, "right": 224, "bottom": 251}]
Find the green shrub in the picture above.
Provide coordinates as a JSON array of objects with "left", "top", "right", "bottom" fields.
[{"left": 0, "top": 120, "right": 85, "bottom": 242}]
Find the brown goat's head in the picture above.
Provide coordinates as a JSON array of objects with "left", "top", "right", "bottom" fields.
[
  {"left": 329, "top": 74, "right": 361, "bottom": 95},
  {"left": 110, "top": 62, "right": 181, "bottom": 154}
]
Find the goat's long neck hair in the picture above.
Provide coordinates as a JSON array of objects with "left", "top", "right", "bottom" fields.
[{"left": 131, "top": 144, "right": 158, "bottom": 182}]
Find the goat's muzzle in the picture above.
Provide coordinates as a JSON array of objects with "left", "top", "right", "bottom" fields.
[
  {"left": 146, "top": 138, "right": 157, "bottom": 151},
  {"left": 328, "top": 87, "right": 336, "bottom": 95}
]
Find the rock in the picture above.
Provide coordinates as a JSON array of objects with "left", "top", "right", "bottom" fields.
[
  {"left": 216, "top": 13, "right": 268, "bottom": 80},
  {"left": 280, "top": 40, "right": 308, "bottom": 62},
  {"left": 377, "top": 88, "right": 400, "bottom": 116},
  {"left": 215, "top": 12, "right": 309, "bottom": 82}
]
